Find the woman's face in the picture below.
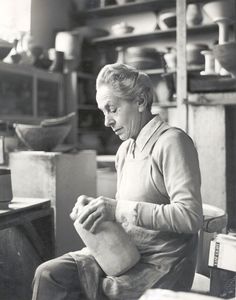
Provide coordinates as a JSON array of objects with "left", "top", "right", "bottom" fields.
[{"left": 96, "top": 85, "right": 142, "bottom": 140}]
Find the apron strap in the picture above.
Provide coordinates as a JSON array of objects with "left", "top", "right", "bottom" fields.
[{"left": 142, "top": 122, "right": 171, "bottom": 156}]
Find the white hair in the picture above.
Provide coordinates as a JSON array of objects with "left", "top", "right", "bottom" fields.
[{"left": 96, "top": 63, "right": 154, "bottom": 111}]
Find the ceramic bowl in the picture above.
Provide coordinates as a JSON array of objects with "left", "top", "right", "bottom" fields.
[
  {"left": 125, "top": 58, "right": 161, "bottom": 70},
  {"left": 186, "top": 43, "right": 209, "bottom": 66},
  {"left": 14, "top": 123, "right": 72, "bottom": 151},
  {"left": 158, "top": 11, "right": 176, "bottom": 30},
  {"left": 213, "top": 42, "right": 236, "bottom": 77},
  {"left": 203, "top": 0, "right": 235, "bottom": 22},
  {"left": 125, "top": 47, "right": 163, "bottom": 69},
  {"left": 111, "top": 23, "right": 134, "bottom": 36},
  {"left": 125, "top": 47, "right": 162, "bottom": 60},
  {"left": 0, "top": 39, "right": 12, "bottom": 60}
]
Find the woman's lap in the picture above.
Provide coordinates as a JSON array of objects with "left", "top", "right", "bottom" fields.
[{"left": 32, "top": 250, "right": 193, "bottom": 300}]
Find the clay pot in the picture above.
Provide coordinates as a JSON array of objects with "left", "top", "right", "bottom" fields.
[
  {"left": 213, "top": 42, "right": 236, "bottom": 77},
  {"left": 163, "top": 47, "right": 177, "bottom": 70},
  {"left": 186, "top": 4, "right": 203, "bottom": 27},
  {"left": 74, "top": 219, "right": 140, "bottom": 276},
  {"left": 200, "top": 50, "right": 215, "bottom": 75},
  {"left": 55, "top": 31, "right": 83, "bottom": 60},
  {"left": 124, "top": 46, "right": 163, "bottom": 69},
  {"left": 49, "top": 51, "right": 64, "bottom": 73},
  {"left": 186, "top": 43, "right": 209, "bottom": 66}
]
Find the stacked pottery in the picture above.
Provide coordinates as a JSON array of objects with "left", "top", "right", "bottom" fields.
[
  {"left": 200, "top": 50, "right": 216, "bottom": 75},
  {"left": 119, "top": 46, "right": 163, "bottom": 70},
  {"left": 203, "top": 0, "right": 235, "bottom": 44},
  {"left": 203, "top": 0, "right": 236, "bottom": 76},
  {"left": 55, "top": 27, "right": 108, "bottom": 72}
]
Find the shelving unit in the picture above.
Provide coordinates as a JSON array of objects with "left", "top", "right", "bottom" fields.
[
  {"left": 75, "top": 0, "right": 176, "bottom": 19},
  {"left": 0, "top": 63, "right": 79, "bottom": 146},
  {"left": 68, "top": 1, "right": 182, "bottom": 153},
  {"left": 91, "top": 23, "right": 217, "bottom": 46},
  {"left": 72, "top": 0, "right": 231, "bottom": 155},
  {"left": 74, "top": 0, "right": 212, "bottom": 20},
  {"left": 0, "top": 62, "right": 64, "bottom": 123},
  {"left": 176, "top": 0, "right": 236, "bottom": 233},
  {"left": 71, "top": 0, "right": 236, "bottom": 228}
]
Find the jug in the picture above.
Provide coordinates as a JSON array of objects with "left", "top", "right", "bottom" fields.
[{"left": 74, "top": 219, "right": 140, "bottom": 276}]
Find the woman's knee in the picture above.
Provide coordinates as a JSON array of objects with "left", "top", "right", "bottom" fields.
[
  {"left": 33, "top": 259, "right": 58, "bottom": 286},
  {"left": 33, "top": 254, "right": 78, "bottom": 287}
]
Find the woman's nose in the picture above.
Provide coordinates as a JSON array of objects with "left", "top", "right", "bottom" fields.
[{"left": 104, "top": 115, "right": 115, "bottom": 127}]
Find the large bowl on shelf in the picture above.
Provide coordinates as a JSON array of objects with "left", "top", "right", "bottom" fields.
[
  {"left": 14, "top": 123, "right": 72, "bottom": 151},
  {"left": 203, "top": 0, "right": 235, "bottom": 22},
  {"left": 213, "top": 42, "right": 236, "bottom": 78},
  {"left": 125, "top": 47, "right": 163, "bottom": 69},
  {"left": 0, "top": 39, "right": 12, "bottom": 60}
]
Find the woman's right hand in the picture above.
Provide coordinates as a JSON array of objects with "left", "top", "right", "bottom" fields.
[
  {"left": 70, "top": 195, "right": 94, "bottom": 221},
  {"left": 70, "top": 195, "right": 117, "bottom": 233}
]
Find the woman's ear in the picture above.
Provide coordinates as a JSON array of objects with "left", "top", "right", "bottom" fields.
[{"left": 137, "top": 94, "right": 148, "bottom": 112}]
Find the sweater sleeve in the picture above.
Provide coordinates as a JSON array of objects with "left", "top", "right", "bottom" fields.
[{"left": 116, "top": 129, "right": 203, "bottom": 234}]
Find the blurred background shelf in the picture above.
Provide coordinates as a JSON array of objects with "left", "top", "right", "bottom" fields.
[
  {"left": 188, "top": 74, "right": 236, "bottom": 93},
  {"left": 91, "top": 24, "right": 218, "bottom": 46},
  {"left": 75, "top": 0, "right": 176, "bottom": 19},
  {"left": 74, "top": 0, "right": 212, "bottom": 20}
]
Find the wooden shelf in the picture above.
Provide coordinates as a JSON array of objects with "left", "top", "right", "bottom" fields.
[
  {"left": 75, "top": 0, "right": 211, "bottom": 20},
  {"left": 76, "top": 0, "right": 175, "bottom": 19},
  {"left": 0, "top": 61, "right": 63, "bottom": 82},
  {"left": 142, "top": 68, "right": 165, "bottom": 75},
  {"left": 76, "top": 71, "right": 95, "bottom": 80},
  {"left": 152, "top": 102, "right": 177, "bottom": 111},
  {"left": 78, "top": 104, "right": 98, "bottom": 110},
  {"left": 188, "top": 74, "right": 236, "bottom": 93},
  {"left": 144, "top": 66, "right": 204, "bottom": 76},
  {"left": 91, "top": 24, "right": 218, "bottom": 47},
  {"left": 188, "top": 92, "right": 236, "bottom": 106}
]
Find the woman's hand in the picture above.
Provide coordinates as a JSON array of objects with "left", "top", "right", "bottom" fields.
[
  {"left": 70, "top": 195, "right": 93, "bottom": 221},
  {"left": 70, "top": 195, "right": 117, "bottom": 233}
]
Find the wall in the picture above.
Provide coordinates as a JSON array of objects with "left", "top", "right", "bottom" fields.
[{"left": 30, "top": 0, "right": 71, "bottom": 50}]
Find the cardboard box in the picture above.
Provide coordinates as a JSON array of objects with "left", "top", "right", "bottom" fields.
[{"left": 208, "top": 234, "right": 236, "bottom": 272}]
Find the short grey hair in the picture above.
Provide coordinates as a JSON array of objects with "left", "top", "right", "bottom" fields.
[{"left": 96, "top": 63, "right": 154, "bottom": 111}]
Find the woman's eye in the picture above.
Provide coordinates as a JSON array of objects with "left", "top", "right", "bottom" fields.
[{"left": 110, "top": 108, "right": 117, "bottom": 113}]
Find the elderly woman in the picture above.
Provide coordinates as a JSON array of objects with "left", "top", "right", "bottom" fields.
[{"left": 32, "top": 63, "right": 203, "bottom": 300}]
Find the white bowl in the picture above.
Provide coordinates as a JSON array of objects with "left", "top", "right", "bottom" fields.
[
  {"left": 111, "top": 23, "right": 134, "bottom": 36},
  {"left": 203, "top": 0, "right": 235, "bottom": 22},
  {"left": 158, "top": 11, "right": 176, "bottom": 30}
]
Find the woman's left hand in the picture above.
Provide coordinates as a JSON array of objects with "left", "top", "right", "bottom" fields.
[{"left": 74, "top": 196, "right": 117, "bottom": 233}]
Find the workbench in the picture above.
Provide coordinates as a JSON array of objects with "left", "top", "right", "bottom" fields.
[{"left": 0, "top": 198, "right": 54, "bottom": 300}]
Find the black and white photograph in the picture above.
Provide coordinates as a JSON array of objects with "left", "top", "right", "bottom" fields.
[{"left": 0, "top": 0, "right": 235, "bottom": 299}]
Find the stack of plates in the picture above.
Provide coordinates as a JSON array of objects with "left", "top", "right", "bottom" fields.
[{"left": 125, "top": 47, "right": 163, "bottom": 70}]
